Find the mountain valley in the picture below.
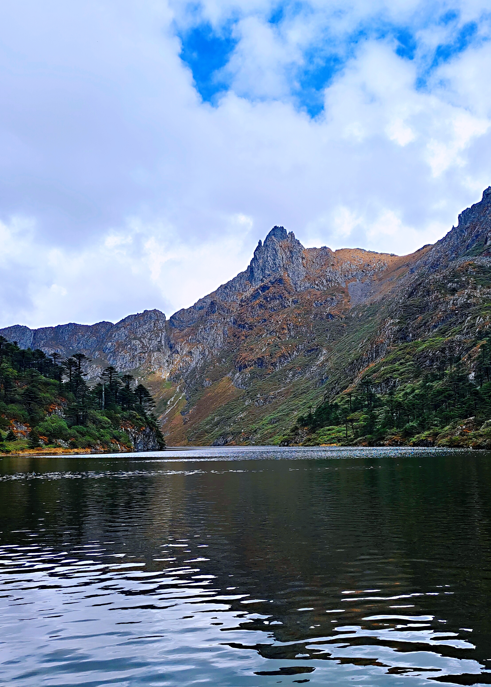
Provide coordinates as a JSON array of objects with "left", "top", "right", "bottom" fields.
[{"left": 3, "top": 189, "right": 491, "bottom": 447}]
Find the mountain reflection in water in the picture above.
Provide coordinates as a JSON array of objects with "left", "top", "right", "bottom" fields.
[{"left": 1, "top": 447, "right": 491, "bottom": 686}]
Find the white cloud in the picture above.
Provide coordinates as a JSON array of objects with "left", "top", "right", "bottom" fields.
[
  {"left": 424, "top": 108, "right": 489, "bottom": 177},
  {"left": 1, "top": 0, "right": 491, "bottom": 328},
  {"left": 222, "top": 17, "right": 297, "bottom": 99},
  {"left": 0, "top": 211, "right": 256, "bottom": 328}
]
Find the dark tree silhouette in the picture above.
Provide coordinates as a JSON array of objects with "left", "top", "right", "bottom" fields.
[{"left": 135, "top": 384, "right": 155, "bottom": 412}]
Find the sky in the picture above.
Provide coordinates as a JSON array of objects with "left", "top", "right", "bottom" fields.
[{"left": 1, "top": 0, "right": 491, "bottom": 328}]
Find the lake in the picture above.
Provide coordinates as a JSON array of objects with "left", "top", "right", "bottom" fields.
[{"left": 1, "top": 446, "right": 491, "bottom": 686}]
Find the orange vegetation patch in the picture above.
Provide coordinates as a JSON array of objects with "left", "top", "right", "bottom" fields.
[
  {"left": 160, "top": 392, "right": 188, "bottom": 443},
  {"left": 121, "top": 421, "right": 145, "bottom": 432},
  {"left": 367, "top": 246, "right": 433, "bottom": 300},
  {"left": 333, "top": 247, "right": 399, "bottom": 267},
  {"left": 234, "top": 338, "right": 299, "bottom": 372},
  {"left": 0, "top": 447, "right": 94, "bottom": 457},
  {"left": 11, "top": 421, "right": 31, "bottom": 437},
  {"left": 164, "top": 376, "right": 243, "bottom": 446}
]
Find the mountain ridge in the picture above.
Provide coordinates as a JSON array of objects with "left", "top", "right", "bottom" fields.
[{"left": 3, "top": 188, "right": 491, "bottom": 445}]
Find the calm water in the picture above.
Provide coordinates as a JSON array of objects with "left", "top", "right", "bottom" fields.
[{"left": 1, "top": 447, "right": 491, "bottom": 686}]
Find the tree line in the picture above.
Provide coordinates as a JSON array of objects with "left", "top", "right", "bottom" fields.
[{"left": 295, "top": 340, "right": 491, "bottom": 443}]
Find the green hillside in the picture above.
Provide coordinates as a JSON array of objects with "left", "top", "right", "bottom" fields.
[
  {"left": 284, "top": 258, "right": 491, "bottom": 449},
  {"left": 0, "top": 337, "right": 164, "bottom": 455}
]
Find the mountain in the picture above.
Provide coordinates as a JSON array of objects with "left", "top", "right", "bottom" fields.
[{"left": 3, "top": 189, "right": 491, "bottom": 446}]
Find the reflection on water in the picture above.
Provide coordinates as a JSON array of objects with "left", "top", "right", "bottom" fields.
[{"left": 1, "top": 447, "right": 491, "bottom": 685}]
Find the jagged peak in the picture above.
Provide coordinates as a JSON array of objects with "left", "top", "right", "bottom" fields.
[
  {"left": 255, "top": 226, "right": 299, "bottom": 252},
  {"left": 457, "top": 185, "right": 491, "bottom": 228},
  {"left": 411, "top": 186, "right": 491, "bottom": 274},
  {"left": 264, "top": 225, "right": 288, "bottom": 243}
]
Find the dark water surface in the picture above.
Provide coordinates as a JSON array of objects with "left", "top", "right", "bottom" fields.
[{"left": 2, "top": 447, "right": 491, "bottom": 686}]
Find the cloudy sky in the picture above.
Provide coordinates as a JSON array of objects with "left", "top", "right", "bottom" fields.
[{"left": 1, "top": 0, "right": 491, "bottom": 328}]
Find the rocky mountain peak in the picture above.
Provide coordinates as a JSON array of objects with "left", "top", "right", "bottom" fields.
[
  {"left": 169, "top": 226, "right": 307, "bottom": 324},
  {"left": 414, "top": 185, "right": 491, "bottom": 274},
  {"left": 457, "top": 185, "right": 491, "bottom": 229},
  {"left": 264, "top": 225, "right": 288, "bottom": 243},
  {"left": 247, "top": 226, "right": 306, "bottom": 288}
]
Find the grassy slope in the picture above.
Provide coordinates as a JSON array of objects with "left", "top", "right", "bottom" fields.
[
  {"left": 284, "top": 259, "right": 491, "bottom": 448},
  {"left": 155, "top": 291, "right": 388, "bottom": 445}
]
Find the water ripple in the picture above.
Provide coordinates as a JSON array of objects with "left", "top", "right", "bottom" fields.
[{"left": 1, "top": 448, "right": 491, "bottom": 685}]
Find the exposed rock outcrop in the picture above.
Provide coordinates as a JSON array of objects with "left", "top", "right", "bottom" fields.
[
  {"left": 123, "top": 423, "right": 164, "bottom": 452},
  {"left": 1, "top": 310, "right": 172, "bottom": 378}
]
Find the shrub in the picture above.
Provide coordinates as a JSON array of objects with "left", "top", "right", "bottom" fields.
[
  {"left": 71, "top": 425, "right": 88, "bottom": 437},
  {"left": 36, "top": 416, "right": 70, "bottom": 441}
]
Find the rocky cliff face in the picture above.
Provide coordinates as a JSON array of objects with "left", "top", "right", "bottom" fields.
[
  {"left": 122, "top": 422, "right": 164, "bottom": 452},
  {"left": 3, "top": 189, "right": 491, "bottom": 445},
  {"left": 417, "top": 186, "right": 491, "bottom": 272},
  {"left": 1, "top": 310, "right": 172, "bottom": 377}
]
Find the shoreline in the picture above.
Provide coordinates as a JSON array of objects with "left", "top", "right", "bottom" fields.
[{"left": 0, "top": 444, "right": 484, "bottom": 458}]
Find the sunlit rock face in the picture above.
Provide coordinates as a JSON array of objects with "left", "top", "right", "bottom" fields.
[{"left": 3, "top": 188, "right": 491, "bottom": 446}]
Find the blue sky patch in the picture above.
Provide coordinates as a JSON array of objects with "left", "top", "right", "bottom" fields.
[
  {"left": 269, "top": 1, "right": 306, "bottom": 25},
  {"left": 394, "top": 28, "right": 417, "bottom": 60},
  {"left": 439, "top": 9, "right": 459, "bottom": 26},
  {"left": 268, "top": 3, "right": 286, "bottom": 25},
  {"left": 431, "top": 21, "right": 479, "bottom": 69},
  {"left": 179, "top": 23, "right": 237, "bottom": 103},
  {"left": 416, "top": 19, "right": 483, "bottom": 88},
  {"left": 176, "top": 4, "right": 487, "bottom": 115},
  {"left": 295, "top": 53, "right": 344, "bottom": 117}
]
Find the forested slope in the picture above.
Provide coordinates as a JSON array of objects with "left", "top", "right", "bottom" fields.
[
  {"left": 0, "top": 337, "right": 164, "bottom": 455},
  {"left": 285, "top": 191, "right": 491, "bottom": 448}
]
